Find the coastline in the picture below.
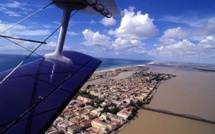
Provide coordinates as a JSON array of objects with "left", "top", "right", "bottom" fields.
[
  {"left": 48, "top": 62, "right": 215, "bottom": 134},
  {"left": 118, "top": 64, "right": 215, "bottom": 134}
]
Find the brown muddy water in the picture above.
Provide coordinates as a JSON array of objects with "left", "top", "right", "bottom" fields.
[{"left": 118, "top": 65, "right": 215, "bottom": 134}]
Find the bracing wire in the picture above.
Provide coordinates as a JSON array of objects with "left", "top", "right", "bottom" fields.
[
  {"left": 0, "top": 2, "right": 54, "bottom": 58},
  {"left": 0, "top": 10, "right": 80, "bottom": 85},
  {"left": 0, "top": 35, "right": 47, "bottom": 44},
  {"left": 3, "top": 37, "right": 43, "bottom": 58},
  {"left": 0, "top": 36, "right": 45, "bottom": 58},
  {"left": 0, "top": 2, "right": 54, "bottom": 35},
  {"left": 0, "top": 9, "right": 81, "bottom": 133}
]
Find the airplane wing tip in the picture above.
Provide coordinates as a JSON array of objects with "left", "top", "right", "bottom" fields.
[{"left": 0, "top": 50, "right": 101, "bottom": 134}]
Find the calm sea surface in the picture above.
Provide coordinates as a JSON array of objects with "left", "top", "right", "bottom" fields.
[
  {"left": 0, "top": 54, "right": 40, "bottom": 72},
  {"left": 0, "top": 54, "right": 151, "bottom": 72},
  {"left": 98, "top": 58, "right": 151, "bottom": 71}
]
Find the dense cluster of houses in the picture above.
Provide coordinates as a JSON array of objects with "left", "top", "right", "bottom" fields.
[
  {"left": 88, "top": 68, "right": 125, "bottom": 81},
  {"left": 46, "top": 70, "right": 174, "bottom": 134}
]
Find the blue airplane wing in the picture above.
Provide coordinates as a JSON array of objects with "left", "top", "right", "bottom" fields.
[{"left": 0, "top": 51, "right": 101, "bottom": 134}]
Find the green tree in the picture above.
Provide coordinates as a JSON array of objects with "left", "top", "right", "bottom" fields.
[{"left": 110, "top": 107, "right": 120, "bottom": 114}]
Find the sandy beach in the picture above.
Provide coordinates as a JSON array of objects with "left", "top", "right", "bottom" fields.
[{"left": 118, "top": 65, "right": 215, "bottom": 134}]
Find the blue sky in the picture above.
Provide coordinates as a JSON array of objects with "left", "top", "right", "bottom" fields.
[{"left": 0, "top": 0, "right": 215, "bottom": 64}]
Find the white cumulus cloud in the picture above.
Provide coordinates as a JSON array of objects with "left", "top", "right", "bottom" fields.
[
  {"left": 109, "top": 7, "right": 157, "bottom": 39},
  {"left": 162, "top": 27, "right": 188, "bottom": 39},
  {"left": 112, "top": 37, "right": 142, "bottom": 50},
  {"left": 198, "top": 36, "right": 215, "bottom": 57},
  {"left": 100, "top": 17, "right": 116, "bottom": 26},
  {"left": 82, "top": 29, "right": 111, "bottom": 46},
  {"left": 158, "top": 17, "right": 215, "bottom": 46},
  {"left": 154, "top": 36, "right": 215, "bottom": 61},
  {"left": 159, "top": 27, "right": 189, "bottom": 45}
]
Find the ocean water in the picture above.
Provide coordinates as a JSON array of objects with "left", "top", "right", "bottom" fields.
[
  {"left": 0, "top": 54, "right": 151, "bottom": 72},
  {"left": 97, "top": 58, "right": 151, "bottom": 71},
  {"left": 0, "top": 54, "right": 40, "bottom": 72}
]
